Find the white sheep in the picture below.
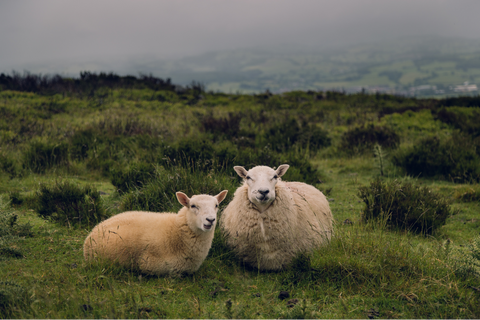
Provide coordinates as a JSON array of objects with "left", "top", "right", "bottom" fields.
[
  {"left": 83, "top": 190, "right": 228, "bottom": 276},
  {"left": 220, "top": 164, "right": 333, "bottom": 271}
]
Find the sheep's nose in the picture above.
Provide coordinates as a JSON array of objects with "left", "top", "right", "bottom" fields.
[
  {"left": 206, "top": 217, "right": 216, "bottom": 224},
  {"left": 259, "top": 189, "right": 269, "bottom": 196}
]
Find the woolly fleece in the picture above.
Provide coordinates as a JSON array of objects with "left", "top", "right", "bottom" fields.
[
  {"left": 221, "top": 180, "right": 333, "bottom": 270},
  {"left": 84, "top": 191, "right": 227, "bottom": 276}
]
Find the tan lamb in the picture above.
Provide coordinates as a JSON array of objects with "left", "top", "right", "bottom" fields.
[
  {"left": 84, "top": 190, "right": 228, "bottom": 276},
  {"left": 220, "top": 164, "right": 333, "bottom": 271}
]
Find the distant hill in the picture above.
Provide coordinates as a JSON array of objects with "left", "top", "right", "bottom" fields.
[
  {"left": 9, "top": 35, "right": 480, "bottom": 96},
  {"left": 142, "top": 35, "right": 480, "bottom": 96}
]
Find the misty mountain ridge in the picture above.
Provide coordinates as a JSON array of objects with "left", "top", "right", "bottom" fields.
[{"left": 7, "top": 35, "right": 480, "bottom": 95}]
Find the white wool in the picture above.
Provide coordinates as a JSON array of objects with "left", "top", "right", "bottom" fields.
[
  {"left": 220, "top": 165, "right": 333, "bottom": 271},
  {"left": 84, "top": 190, "right": 228, "bottom": 276}
]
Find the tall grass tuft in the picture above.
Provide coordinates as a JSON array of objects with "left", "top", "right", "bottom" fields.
[
  {"left": 35, "top": 181, "right": 107, "bottom": 228},
  {"left": 22, "top": 140, "right": 69, "bottom": 173},
  {"left": 358, "top": 178, "right": 452, "bottom": 234},
  {"left": 0, "top": 280, "right": 30, "bottom": 318},
  {"left": 110, "top": 162, "right": 156, "bottom": 194},
  {"left": 373, "top": 143, "right": 388, "bottom": 176},
  {"left": 120, "top": 162, "right": 237, "bottom": 213}
]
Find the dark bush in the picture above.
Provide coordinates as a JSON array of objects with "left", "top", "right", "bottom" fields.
[
  {"left": 262, "top": 118, "right": 331, "bottom": 152},
  {"left": 111, "top": 162, "right": 156, "bottom": 194},
  {"left": 22, "top": 141, "right": 69, "bottom": 173},
  {"left": 358, "top": 178, "right": 452, "bottom": 235},
  {"left": 70, "top": 129, "right": 95, "bottom": 160},
  {"left": 434, "top": 108, "right": 480, "bottom": 138},
  {"left": 120, "top": 165, "right": 237, "bottom": 213},
  {"left": 438, "top": 95, "right": 480, "bottom": 108},
  {"left": 200, "top": 112, "right": 256, "bottom": 147},
  {"left": 0, "top": 71, "right": 176, "bottom": 96},
  {"left": 0, "top": 154, "right": 17, "bottom": 178},
  {"left": 200, "top": 112, "right": 242, "bottom": 138},
  {"left": 35, "top": 181, "right": 107, "bottom": 228},
  {"left": 340, "top": 124, "right": 400, "bottom": 154},
  {"left": 8, "top": 191, "right": 23, "bottom": 206},
  {"left": 162, "top": 138, "right": 237, "bottom": 172},
  {"left": 33, "top": 100, "right": 67, "bottom": 119},
  {"left": 392, "top": 135, "right": 480, "bottom": 183}
]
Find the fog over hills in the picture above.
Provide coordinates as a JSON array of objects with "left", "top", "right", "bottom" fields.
[{"left": 1, "top": 1, "right": 480, "bottom": 95}]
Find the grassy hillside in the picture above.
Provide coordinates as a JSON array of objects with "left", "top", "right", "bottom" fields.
[{"left": 1, "top": 75, "right": 480, "bottom": 318}]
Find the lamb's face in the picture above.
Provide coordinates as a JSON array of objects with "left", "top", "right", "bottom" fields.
[
  {"left": 234, "top": 164, "right": 289, "bottom": 212},
  {"left": 176, "top": 191, "right": 228, "bottom": 233}
]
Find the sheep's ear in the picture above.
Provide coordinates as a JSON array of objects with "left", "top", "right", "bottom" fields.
[
  {"left": 234, "top": 166, "right": 248, "bottom": 179},
  {"left": 215, "top": 190, "right": 228, "bottom": 204},
  {"left": 176, "top": 192, "right": 190, "bottom": 207},
  {"left": 276, "top": 164, "right": 289, "bottom": 177}
]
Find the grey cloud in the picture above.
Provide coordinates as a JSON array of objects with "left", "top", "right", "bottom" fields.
[{"left": 1, "top": 0, "right": 480, "bottom": 73}]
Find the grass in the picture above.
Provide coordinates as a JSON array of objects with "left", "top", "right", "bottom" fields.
[{"left": 1, "top": 81, "right": 480, "bottom": 318}]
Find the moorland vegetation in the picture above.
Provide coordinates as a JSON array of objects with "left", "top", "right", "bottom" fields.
[{"left": 1, "top": 72, "right": 480, "bottom": 318}]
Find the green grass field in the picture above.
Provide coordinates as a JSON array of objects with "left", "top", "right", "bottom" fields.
[{"left": 1, "top": 79, "right": 480, "bottom": 318}]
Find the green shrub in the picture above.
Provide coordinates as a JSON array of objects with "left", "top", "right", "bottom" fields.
[
  {"left": 162, "top": 138, "right": 237, "bottom": 172},
  {"left": 200, "top": 112, "right": 242, "bottom": 138},
  {"left": 35, "top": 181, "right": 107, "bottom": 228},
  {"left": 261, "top": 118, "right": 331, "bottom": 152},
  {"left": 200, "top": 112, "right": 257, "bottom": 148},
  {"left": 0, "top": 154, "right": 18, "bottom": 178},
  {"left": 0, "top": 281, "right": 30, "bottom": 318},
  {"left": 8, "top": 191, "right": 23, "bottom": 206},
  {"left": 22, "top": 140, "right": 69, "bottom": 173},
  {"left": 392, "top": 135, "right": 480, "bottom": 183},
  {"left": 358, "top": 178, "right": 452, "bottom": 235},
  {"left": 341, "top": 124, "right": 400, "bottom": 154},
  {"left": 120, "top": 164, "right": 237, "bottom": 213},
  {"left": 69, "top": 129, "right": 95, "bottom": 160},
  {"left": 435, "top": 107, "right": 480, "bottom": 138},
  {"left": 110, "top": 162, "right": 156, "bottom": 194}
]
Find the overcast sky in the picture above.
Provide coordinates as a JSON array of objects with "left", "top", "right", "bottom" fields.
[{"left": 1, "top": 0, "right": 480, "bottom": 74}]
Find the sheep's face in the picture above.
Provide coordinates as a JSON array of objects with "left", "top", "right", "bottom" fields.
[
  {"left": 234, "top": 164, "right": 289, "bottom": 212},
  {"left": 176, "top": 191, "right": 228, "bottom": 233}
]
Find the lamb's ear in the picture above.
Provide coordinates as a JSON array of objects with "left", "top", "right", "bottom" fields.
[
  {"left": 176, "top": 192, "right": 190, "bottom": 207},
  {"left": 215, "top": 190, "right": 228, "bottom": 204},
  {"left": 276, "top": 164, "right": 290, "bottom": 177},
  {"left": 234, "top": 166, "right": 248, "bottom": 179}
]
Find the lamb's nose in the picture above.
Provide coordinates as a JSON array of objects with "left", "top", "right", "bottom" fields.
[
  {"left": 206, "top": 218, "right": 216, "bottom": 224},
  {"left": 259, "top": 189, "right": 269, "bottom": 196}
]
